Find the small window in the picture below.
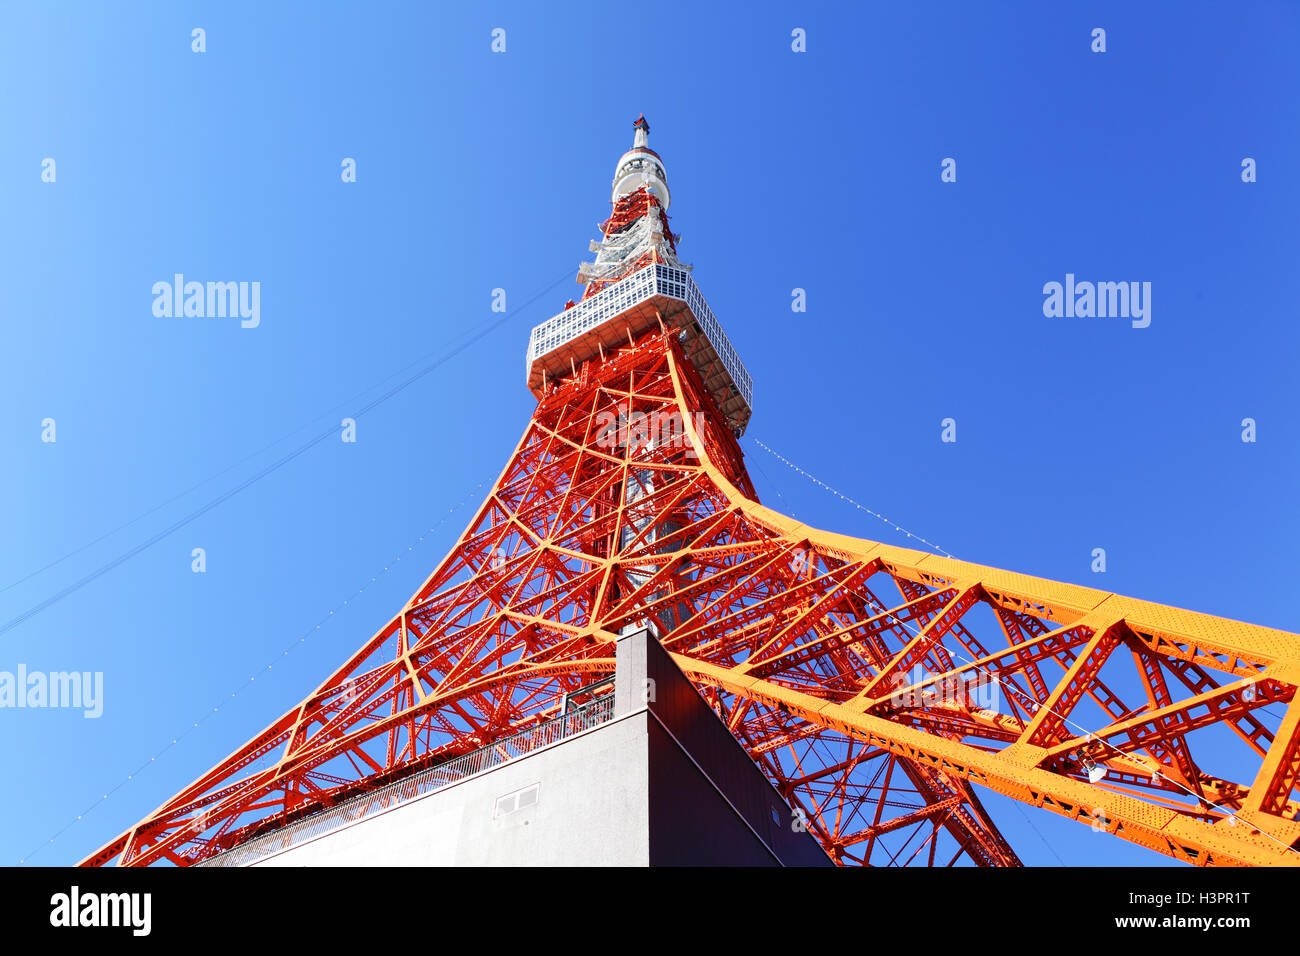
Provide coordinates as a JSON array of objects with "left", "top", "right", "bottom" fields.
[{"left": 494, "top": 783, "right": 541, "bottom": 819}]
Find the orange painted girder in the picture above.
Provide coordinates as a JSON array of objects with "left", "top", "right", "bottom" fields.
[{"left": 81, "top": 331, "right": 1300, "bottom": 867}]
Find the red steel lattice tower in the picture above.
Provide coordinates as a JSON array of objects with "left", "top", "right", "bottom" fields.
[{"left": 84, "top": 117, "right": 1300, "bottom": 867}]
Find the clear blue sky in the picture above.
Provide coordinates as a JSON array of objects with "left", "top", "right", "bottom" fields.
[{"left": 1, "top": 1, "right": 1297, "bottom": 866}]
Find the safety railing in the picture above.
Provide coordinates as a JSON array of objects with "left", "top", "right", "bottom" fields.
[
  {"left": 525, "top": 263, "right": 753, "bottom": 412},
  {"left": 200, "top": 692, "right": 616, "bottom": 867}
]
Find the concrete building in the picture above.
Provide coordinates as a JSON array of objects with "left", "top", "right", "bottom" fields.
[{"left": 204, "top": 627, "right": 831, "bottom": 867}]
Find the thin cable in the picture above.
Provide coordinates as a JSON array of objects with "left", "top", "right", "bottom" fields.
[
  {"left": 750, "top": 437, "right": 955, "bottom": 558},
  {"left": 0, "top": 267, "right": 573, "bottom": 640},
  {"left": 17, "top": 480, "right": 485, "bottom": 865},
  {"left": 2, "top": 345, "right": 465, "bottom": 597},
  {"left": 751, "top": 441, "right": 1062, "bottom": 863},
  {"left": 759, "top": 437, "right": 1299, "bottom": 859},
  {"left": 1008, "top": 800, "right": 1069, "bottom": 866}
]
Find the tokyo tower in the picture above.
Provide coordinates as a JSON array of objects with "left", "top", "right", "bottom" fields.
[{"left": 83, "top": 116, "right": 1300, "bottom": 868}]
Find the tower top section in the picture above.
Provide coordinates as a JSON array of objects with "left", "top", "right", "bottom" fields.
[
  {"left": 525, "top": 117, "right": 753, "bottom": 436},
  {"left": 612, "top": 113, "right": 670, "bottom": 210}
]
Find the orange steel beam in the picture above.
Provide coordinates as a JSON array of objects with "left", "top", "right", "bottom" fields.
[{"left": 81, "top": 329, "right": 1300, "bottom": 867}]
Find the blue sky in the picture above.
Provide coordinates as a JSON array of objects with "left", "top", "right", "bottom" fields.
[{"left": 1, "top": 1, "right": 1297, "bottom": 867}]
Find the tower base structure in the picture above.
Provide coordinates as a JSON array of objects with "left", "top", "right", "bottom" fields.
[{"left": 203, "top": 627, "right": 830, "bottom": 867}]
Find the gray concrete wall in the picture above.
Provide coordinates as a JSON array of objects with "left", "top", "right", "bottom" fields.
[
  {"left": 253, "top": 713, "right": 650, "bottom": 866},
  {"left": 621, "top": 626, "right": 833, "bottom": 867},
  {"left": 248, "top": 627, "right": 831, "bottom": 866}
]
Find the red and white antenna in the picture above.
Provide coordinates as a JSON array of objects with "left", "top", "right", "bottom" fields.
[{"left": 577, "top": 115, "right": 688, "bottom": 299}]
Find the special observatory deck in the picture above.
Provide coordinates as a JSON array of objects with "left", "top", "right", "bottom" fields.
[{"left": 526, "top": 263, "right": 753, "bottom": 435}]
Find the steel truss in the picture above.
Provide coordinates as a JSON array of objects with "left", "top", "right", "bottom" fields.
[{"left": 82, "top": 330, "right": 1300, "bottom": 867}]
